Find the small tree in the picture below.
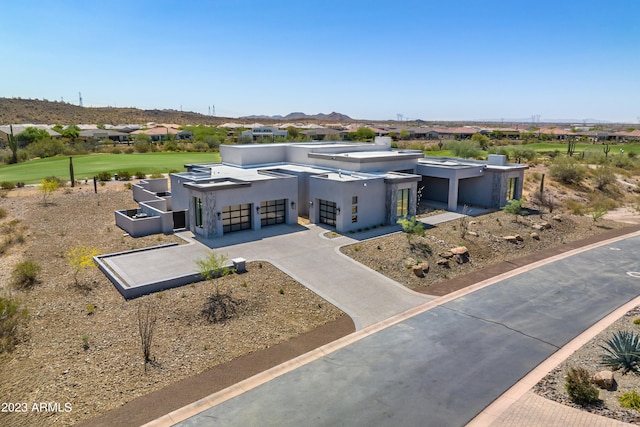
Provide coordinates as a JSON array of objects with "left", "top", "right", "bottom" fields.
[
  {"left": 197, "top": 252, "right": 239, "bottom": 323},
  {"left": 66, "top": 246, "right": 99, "bottom": 287},
  {"left": 397, "top": 216, "right": 425, "bottom": 245},
  {"left": 502, "top": 199, "right": 527, "bottom": 223},
  {"left": 138, "top": 300, "right": 157, "bottom": 371},
  {"left": 6, "top": 125, "right": 18, "bottom": 164},
  {"left": 38, "top": 178, "right": 60, "bottom": 205},
  {"left": 550, "top": 157, "right": 587, "bottom": 184},
  {"left": 470, "top": 133, "right": 490, "bottom": 150},
  {"left": 446, "top": 140, "right": 482, "bottom": 158},
  {"left": 565, "top": 366, "right": 599, "bottom": 406}
]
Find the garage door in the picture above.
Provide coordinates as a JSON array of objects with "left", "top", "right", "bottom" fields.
[
  {"left": 222, "top": 204, "right": 252, "bottom": 233},
  {"left": 319, "top": 199, "right": 336, "bottom": 227},
  {"left": 261, "top": 199, "right": 286, "bottom": 226}
]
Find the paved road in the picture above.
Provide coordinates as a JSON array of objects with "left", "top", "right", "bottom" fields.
[{"left": 175, "top": 234, "right": 640, "bottom": 427}]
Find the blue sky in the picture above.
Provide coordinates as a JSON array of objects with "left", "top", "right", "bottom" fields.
[{"left": 1, "top": 0, "right": 638, "bottom": 123}]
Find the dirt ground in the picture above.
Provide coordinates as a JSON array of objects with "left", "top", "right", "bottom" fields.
[
  {"left": 0, "top": 182, "right": 346, "bottom": 426},
  {"left": 2, "top": 163, "right": 640, "bottom": 426}
]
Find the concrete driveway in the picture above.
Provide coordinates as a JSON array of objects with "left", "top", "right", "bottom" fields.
[
  {"left": 172, "top": 233, "right": 640, "bottom": 427},
  {"left": 102, "top": 223, "right": 432, "bottom": 330}
]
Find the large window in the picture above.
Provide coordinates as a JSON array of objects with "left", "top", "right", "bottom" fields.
[
  {"left": 261, "top": 199, "right": 286, "bottom": 226},
  {"left": 222, "top": 204, "right": 252, "bottom": 233},
  {"left": 397, "top": 188, "right": 409, "bottom": 217},
  {"left": 194, "top": 197, "right": 203, "bottom": 228},
  {"left": 507, "top": 177, "right": 517, "bottom": 200}
]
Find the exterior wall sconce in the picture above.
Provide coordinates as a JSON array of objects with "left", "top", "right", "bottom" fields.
[
  {"left": 291, "top": 201, "right": 296, "bottom": 209},
  {"left": 336, "top": 207, "right": 341, "bottom": 215},
  {"left": 216, "top": 212, "right": 221, "bottom": 220},
  {"left": 256, "top": 206, "right": 261, "bottom": 212},
  {"left": 309, "top": 200, "right": 313, "bottom": 206}
]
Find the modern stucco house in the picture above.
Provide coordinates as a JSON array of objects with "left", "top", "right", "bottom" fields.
[{"left": 115, "top": 137, "right": 526, "bottom": 238}]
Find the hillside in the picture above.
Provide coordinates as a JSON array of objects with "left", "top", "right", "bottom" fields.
[
  {"left": 0, "top": 98, "right": 358, "bottom": 126},
  {"left": 0, "top": 98, "right": 230, "bottom": 126}
]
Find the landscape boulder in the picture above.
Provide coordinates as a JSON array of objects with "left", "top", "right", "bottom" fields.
[
  {"left": 530, "top": 232, "right": 540, "bottom": 240},
  {"left": 591, "top": 370, "right": 615, "bottom": 390},
  {"left": 467, "top": 231, "right": 479, "bottom": 237},
  {"left": 552, "top": 215, "right": 562, "bottom": 222},
  {"left": 404, "top": 258, "right": 417, "bottom": 268},
  {"left": 503, "top": 235, "right": 524, "bottom": 243},
  {"left": 437, "top": 258, "right": 450, "bottom": 267},
  {"left": 439, "top": 251, "right": 454, "bottom": 259},
  {"left": 450, "top": 246, "right": 469, "bottom": 264},
  {"left": 412, "top": 262, "right": 429, "bottom": 277}
]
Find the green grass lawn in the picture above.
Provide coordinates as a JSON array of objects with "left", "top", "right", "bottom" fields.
[{"left": 0, "top": 152, "right": 221, "bottom": 184}]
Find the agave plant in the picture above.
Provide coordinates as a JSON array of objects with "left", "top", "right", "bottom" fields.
[{"left": 600, "top": 330, "right": 640, "bottom": 374}]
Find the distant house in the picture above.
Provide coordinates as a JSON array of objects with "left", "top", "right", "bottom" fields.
[
  {"left": 0, "top": 124, "right": 61, "bottom": 144},
  {"left": 78, "top": 129, "right": 130, "bottom": 143},
  {"left": 131, "top": 125, "right": 192, "bottom": 142},
  {"left": 301, "top": 128, "right": 342, "bottom": 141},
  {"left": 241, "top": 126, "right": 288, "bottom": 141}
]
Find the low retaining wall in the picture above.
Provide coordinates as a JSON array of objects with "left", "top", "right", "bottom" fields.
[{"left": 95, "top": 244, "right": 235, "bottom": 299}]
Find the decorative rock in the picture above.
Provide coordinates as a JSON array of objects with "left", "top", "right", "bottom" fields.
[
  {"left": 467, "top": 231, "right": 479, "bottom": 237},
  {"left": 439, "top": 251, "right": 454, "bottom": 259},
  {"left": 404, "top": 258, "right": 417, "bottom": 268},
  {"left": 450, "top": 246, "right": 469, "bottom": 255},
  {"left": 591, "top": 370, "right": 615, "bottom": 390},
  {"left": 552, "top": 215, "right": 562, "bottom": 222},
  {"left": 532, "top": 224, "right": 544, "bottom": 230},
  {"left": 530, "top": 232, "right": 540, "bottom": 240},
  {"left": 437, "top": 258, "right": 449, "bottom": 266},
  {"left": 412, "top": 264, "right": 424, "bottom": 277},
  {"left": 455, "top": 253, "right": 470, "bottom": 264},
  {"left": 469, "top": 221, "right": 477, "bottom": 225},
  {"left": 419, "top": 262, "right": 429, "bottom": 274},
  {"left": 540, "top": 222, "right": 552, "bottom": 229},
  {"left": 504, "top": 235, "right": 523, "bottom": 243}
]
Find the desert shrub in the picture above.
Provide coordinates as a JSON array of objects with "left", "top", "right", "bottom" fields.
[
  {"left": 397, "top": 216, "right": 425, "bottom": 244},
  {"left": 134, "top": 140, "right": 152, "bottom": 153},
  {"left": 619, "top": 391, "right": 640, "bottom": 411},
  {"left": 0, "top": 294, "right": 29, "bottom": 353},
  {"left": 611, "top": 154, "right": 636, "bottom": 170},
  {"left": 565, "top": 199, "right": 586, "bottom": 215},
  {"left": 0, "top": 181, "right": 15, "bottom": 190},
  {"left": 550, "top": 157, "right": 587, "bottom": 184},
  {"left": 116, "top": 170, "right": 132, "bottom": 181},
  {"left": 192, "top": 141, "right": 209, "bottom": 152},
  {"left": 11, "top": 260, "right": 41, "bottom": 289},
  {"left": 15, "top": 181, "right": 24, "bottom": 188},
  {"left": 42, "top": 176, "right": 65, "bottom": 187},
  {"left": 25, "top": 138, "right": 66, "bottom": 159},
  {"left": 123, "top": 147, "right": 135, "bottom": 154},
  {"left": 150, "top": 173, "right": 164, "bottom": 179},
  {"left": 511, "top": 146, "right": 537, "bottom": 163},
  {"left": 0, "top": 208, "right": 6, "bottom": 219},
  {"left": 164, "top": 141, "right": 180, "bottom": 152},
  {"left": 592, "top": 166, "right": 616, "bottom": 190},
  {"left": 134, "top": 171, "right": 146, "bottom": 179},
  {"left": 446, "top": 140, "right": 482, "bottom": 158},
  {"left": 565, "top": 366, "right": 599, "bottom": 406},
  {"left": 96, "top": 171, "right": 112, "bottom": 181},
  {"left": 502, "top": 199, "right": 528, "bottom": 222},
  {"left": 601, "top": 330, "right": 640, "bottom": 374}
]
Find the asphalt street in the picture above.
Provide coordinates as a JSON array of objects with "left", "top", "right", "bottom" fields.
[{"left": 176, "top": 234, "right": 640, "bottom": 427}]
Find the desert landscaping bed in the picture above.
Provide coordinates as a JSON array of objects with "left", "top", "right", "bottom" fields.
[{"left": 0, "top": 184, "right": 345, "bottom": 426}]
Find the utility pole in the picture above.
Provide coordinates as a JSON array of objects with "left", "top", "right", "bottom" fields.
[{"left": 78, "top": 92, "right": 83, "bottom": 107}]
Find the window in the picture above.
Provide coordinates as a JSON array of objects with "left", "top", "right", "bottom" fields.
[
  {"left": 319, "top": 199, "right": 337, "bottom": 227},
  {"left": 397, "top": 188, "right": 409, "bottom": 217},
  {"left": 352, "top": 196, "right": 358, "bottom": 204},
  {"left": 352, "top": 215, "right": 358, "bottom": 223},
  {"left": 352, "top": 205, "right": 358, "bottom": 214},
  {"left": 194, "top": 197, "right": 203, "bottom": 228}
]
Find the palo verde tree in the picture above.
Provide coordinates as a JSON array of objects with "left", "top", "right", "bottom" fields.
[
  {"left": 397, "top": 216, "right": 425, "bottom": 245},
  {"left": 66, "top": 246, "right": 99, "bottom": 287},
  {"left": 38, "top": 178, "right": 60, "bottom": 205},
  {"left": 502, "top": 199, "right": 528, "bottom": 223}
]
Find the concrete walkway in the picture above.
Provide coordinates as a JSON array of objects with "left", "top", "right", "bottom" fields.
[
  {"left": 151, "top": 231, "right": 640, "bottom": 427},
  {"left": 102, "top": 223, "right": 432, "bottom": 330}
]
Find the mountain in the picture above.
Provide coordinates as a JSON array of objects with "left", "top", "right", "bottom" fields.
[{"left": 242, "top": 112, "right": 353, "bottom": 122}]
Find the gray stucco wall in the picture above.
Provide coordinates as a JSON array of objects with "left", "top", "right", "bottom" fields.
[
  {"left": 221, "top": 144, "right": 287, "bottom": 166},
  {"left": 188, "top": 175, "right": 298, "bottom": 239},
  {"left": 309, "top": 176, "right": 386, "bottom": 233},
  {"left": 421, "top": 177, "right": 449, "bottom": 204}
]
